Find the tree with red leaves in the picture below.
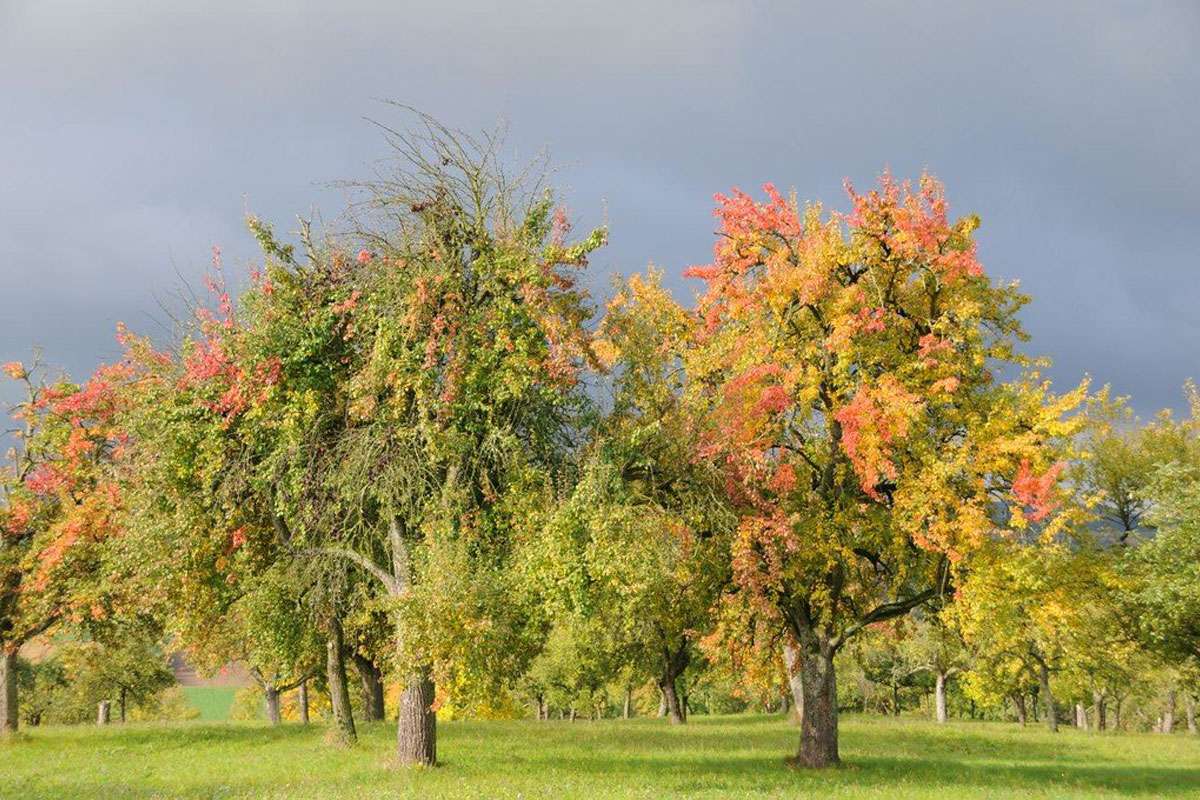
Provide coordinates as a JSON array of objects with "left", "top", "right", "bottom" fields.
[
  {"left": 684, "top": 173, "right": 1086, "bottom": 766},
  {"left": 1, "top": 360, "right": 130, "bottom": 734}
]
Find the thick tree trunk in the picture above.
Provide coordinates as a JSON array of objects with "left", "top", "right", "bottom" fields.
[
  {"left": 659, "top": 675, "right": 686, "bottom": 724},
  {"left": 97, "top": 700, "right": 111, "bottom": 725},
  {"left": 1075, "top": 703, "right": 1088, "bottom": 731},
  {"left": 793, "top": 642, "right": 839, "bottom": 768},
  {"left": 1112, "top": 697, "right": 1122, "bottom": 731},
  {"left": 397, "top": 671, "right": 437, "bottom": 766},
  {"left": 935, "top": 671, "right": 948, "bottom": 723},
  {"left": 326, "top": 618, "right": 358, "bottom": 745},
  {"left": 1162, "top": 689, "right": 1176, "bottom": 734},
  {"left": 1011, "top": 693, "right": 1027, "bottom": 726},
  {"left": 623, "top": 687, "right": 633, "bottom": 719},
  {"left": 1093, "top": 691, "right": 1106, "bottom": 732},
  {"left": 352, "top": 653, "right": 385, "bottom": 722},
  {"left": 264, "top": 686, "right": 282, "bottom": 725},
  {"left": 657, "top": 687, "right": 667, "bottom": 718},
  {"left": 388, "top": 518, "right": 436, "bottom": 766},
  {"left": 298, "top": 679, "right": 310, "bottom": 725},
  {"left": 1038, "top": 662, "right": 1057, "bottom": 732},
  {"left": 1, "top": 646, "right": 17, "bottom": 735},
  {"left": 1187, "top": 696, "right": 1196, "bottom": 734}
]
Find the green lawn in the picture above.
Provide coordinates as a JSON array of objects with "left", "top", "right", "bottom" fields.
[
  {"left": 180, "top": 687, "right": 238, "bottom": 721},
  {"left": 3, "top": 714, "right": 1199, "bottom": 799}
]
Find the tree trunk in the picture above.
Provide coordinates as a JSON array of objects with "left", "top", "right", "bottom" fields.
[
  {"left": 397, "top": 670, "right": 436, "bottom": 766},
  {"left": 657, "top": 686, "right": 667, "bottom": 718},
  {"left": 1187, "top": 696, "right": 1197, "bottom": 734},
  {"left": 935, "top": 671, "right": 948, "bottom": 723},
  {"left": 1162, "top": 689, "right": 1176, "bottom": 734},
  {"left": 0, "top": 646, "right": 17, "bottom": 735},
  {"left": 298, "top": 679, "right": 310, "bottom": 725},
  {"left": 97, "top": 700, "right": 111, "bottom": 725},
  {"left": 783, "top": 642, "right": 804, "bottom": 723},
  {"left": 264, "top": 685, "right": 282, "bottom": 725},
  {"left": 1092, "top": 691, "right": 1106, "bottom": 731},
  {"left": 793, "top": 641, "right": 839, "bottom": 768},
  {"left": 1011, "top": 693, "right": 1027, "bottom": 726},
  {"left": 659, "top": 675, "right": 685, "bottom": 724},
  {"left": 119, "top": 687, "right": 127, "bottom": 723},
  {"left": 623, "top": 687, "right": 633, "bottom": 719},
  {"left": 1075, "top": 703, "right": 1088, "bottom": 731},
  {"left": 1113, "top": 696, "right": 1122, "bottom": 731},
  {"left": 326, "top": 618, "right": 358, "bottom": 745},
  {"left": 352, "top": 653, "right": 385, "bottom": 722},
  {"left": 1038, "top": 661, "right": 1057, "bottom": 733}
]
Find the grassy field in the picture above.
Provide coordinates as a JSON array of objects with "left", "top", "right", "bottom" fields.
[
  {"left": 180, "top": 687, "right": 238, "bottom": 721},
  {"left": 3, "top": 714, "right": 1199, "bottom": 799}
]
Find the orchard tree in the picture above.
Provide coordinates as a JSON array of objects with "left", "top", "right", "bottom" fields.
[
  {"left": 684, "top": 174, "right": 1085, "bottom": 765},
  {"left": 1125, "top": 458, "right": 1200, "bottom": 686},
  {"left": 1, "top": 361, "right": 129, "bottom": 735},
  {"left": 955, "top": 541, "right": 1113, "bottom": 732},
  {"left": 1082, "top": 389, "right": 1197, "bottom": 544},
  {"left": 116, "top": 238, "right": 360, "bottom": 743},
  {"left": 248, "top": 117, "right": 607, "bottom": 765},
  {"left": 532, "top": 270, "right": 731, "bottom": 724}
]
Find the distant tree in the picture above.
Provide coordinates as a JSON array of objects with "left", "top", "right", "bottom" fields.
[
  {"left": 1, "top": 361, "right": 129, "bottom": 735},
  {"left": 530, "top": 270, "right": 732, "bottom": 724}
]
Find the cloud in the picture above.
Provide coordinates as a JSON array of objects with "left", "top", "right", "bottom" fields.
[{"left": 1, "top": 1, "right": 1197, "bottom": 414}]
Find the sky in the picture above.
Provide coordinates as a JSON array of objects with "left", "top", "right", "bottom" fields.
[{"left": 1, "top": 1, "right": 1197, "bottom": 416}]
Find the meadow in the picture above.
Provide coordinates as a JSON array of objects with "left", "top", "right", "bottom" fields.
[{"left": 3, "top": 714, "right": 1199, "bottom": 799}]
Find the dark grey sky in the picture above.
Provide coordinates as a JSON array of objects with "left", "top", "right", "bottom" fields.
[{"left": 2, "top": 1, "right": 1197, "bottom": 416}]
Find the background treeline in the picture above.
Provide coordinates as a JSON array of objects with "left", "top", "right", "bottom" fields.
[{"left": 3, "top": 117, "right": 1199, "bottom": 770}]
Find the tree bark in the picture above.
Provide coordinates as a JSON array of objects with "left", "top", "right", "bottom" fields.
[
  {"left": 1075, "top": 702, "right": 1088, "bottom": 731},
  {"left": 388, "top": 518, "right": 436, "bottom": 766},
  {"left": 659, "top": 675, "right": 685, "bottom": 724},
  {"left": 1187, "top": 696, "right": 1196, "bottom": 734},
  {"left": 1093, "top": 691, "right": 1106, "bottom": 732},
  {"left": 1038, "top": 661, "right": 1057, "bottom": 732},
  {"left": 0, "top": 646, "right": 17, "bottom": 735},
  {"left": 119, "top": 687, "right": 127, "bottom": 724},
  {"left": 623, "top": 687, "right": 633, "bottom": 719},
  {"left": 97, "top": 700, "right": 111, "bottom": 725},
  {"left": 657, "top": 686, "right": 667, "bottom": 718},
  {"left": 1162, "top": 689, "right": 1176, "bottom": 734},
  {"left": 793, "top": 641, "right": 839, "bottom": 768},
  {"left": 783, "top": 642, "right": 804, "bottom": 723},
  {"left": 397, "top": 670, "right": 437, "bottom": 766},
  {"left": 934, "top": 671, "right": 948, "bottom": 723},
  {"left": 264, "top": 685, "right": 282, "bottom": 725},
  {"left": 298, "top": 679, "right": 310, "bottom": 725},
  {"left": 326, "top": 617, "right": 358, "bottom": 745},
  {"left": 1011, "top": 693, "right": 1027, "bottom": 726},
  {"left": 352, "top": 653, "right": 386, "bottom": 722}
]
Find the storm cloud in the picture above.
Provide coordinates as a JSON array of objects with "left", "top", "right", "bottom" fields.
[{"left": 2, "top": 1, "right": 1197, "bottom": 414}]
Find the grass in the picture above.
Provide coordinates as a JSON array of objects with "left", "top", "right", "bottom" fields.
[
  {"left": 180, "top": 687, "right": 238, "bottom": 721},
  {"left": 2, "top": 713, "right": 1199, "bottom": 799}
]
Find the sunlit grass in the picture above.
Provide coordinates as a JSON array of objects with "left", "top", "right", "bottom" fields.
[
  {"left": 3, "top": 713, "right": 1199, "bottom": 798},
  {"left": 180, "top": 686, "right": 238, "bottom": 721}
]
